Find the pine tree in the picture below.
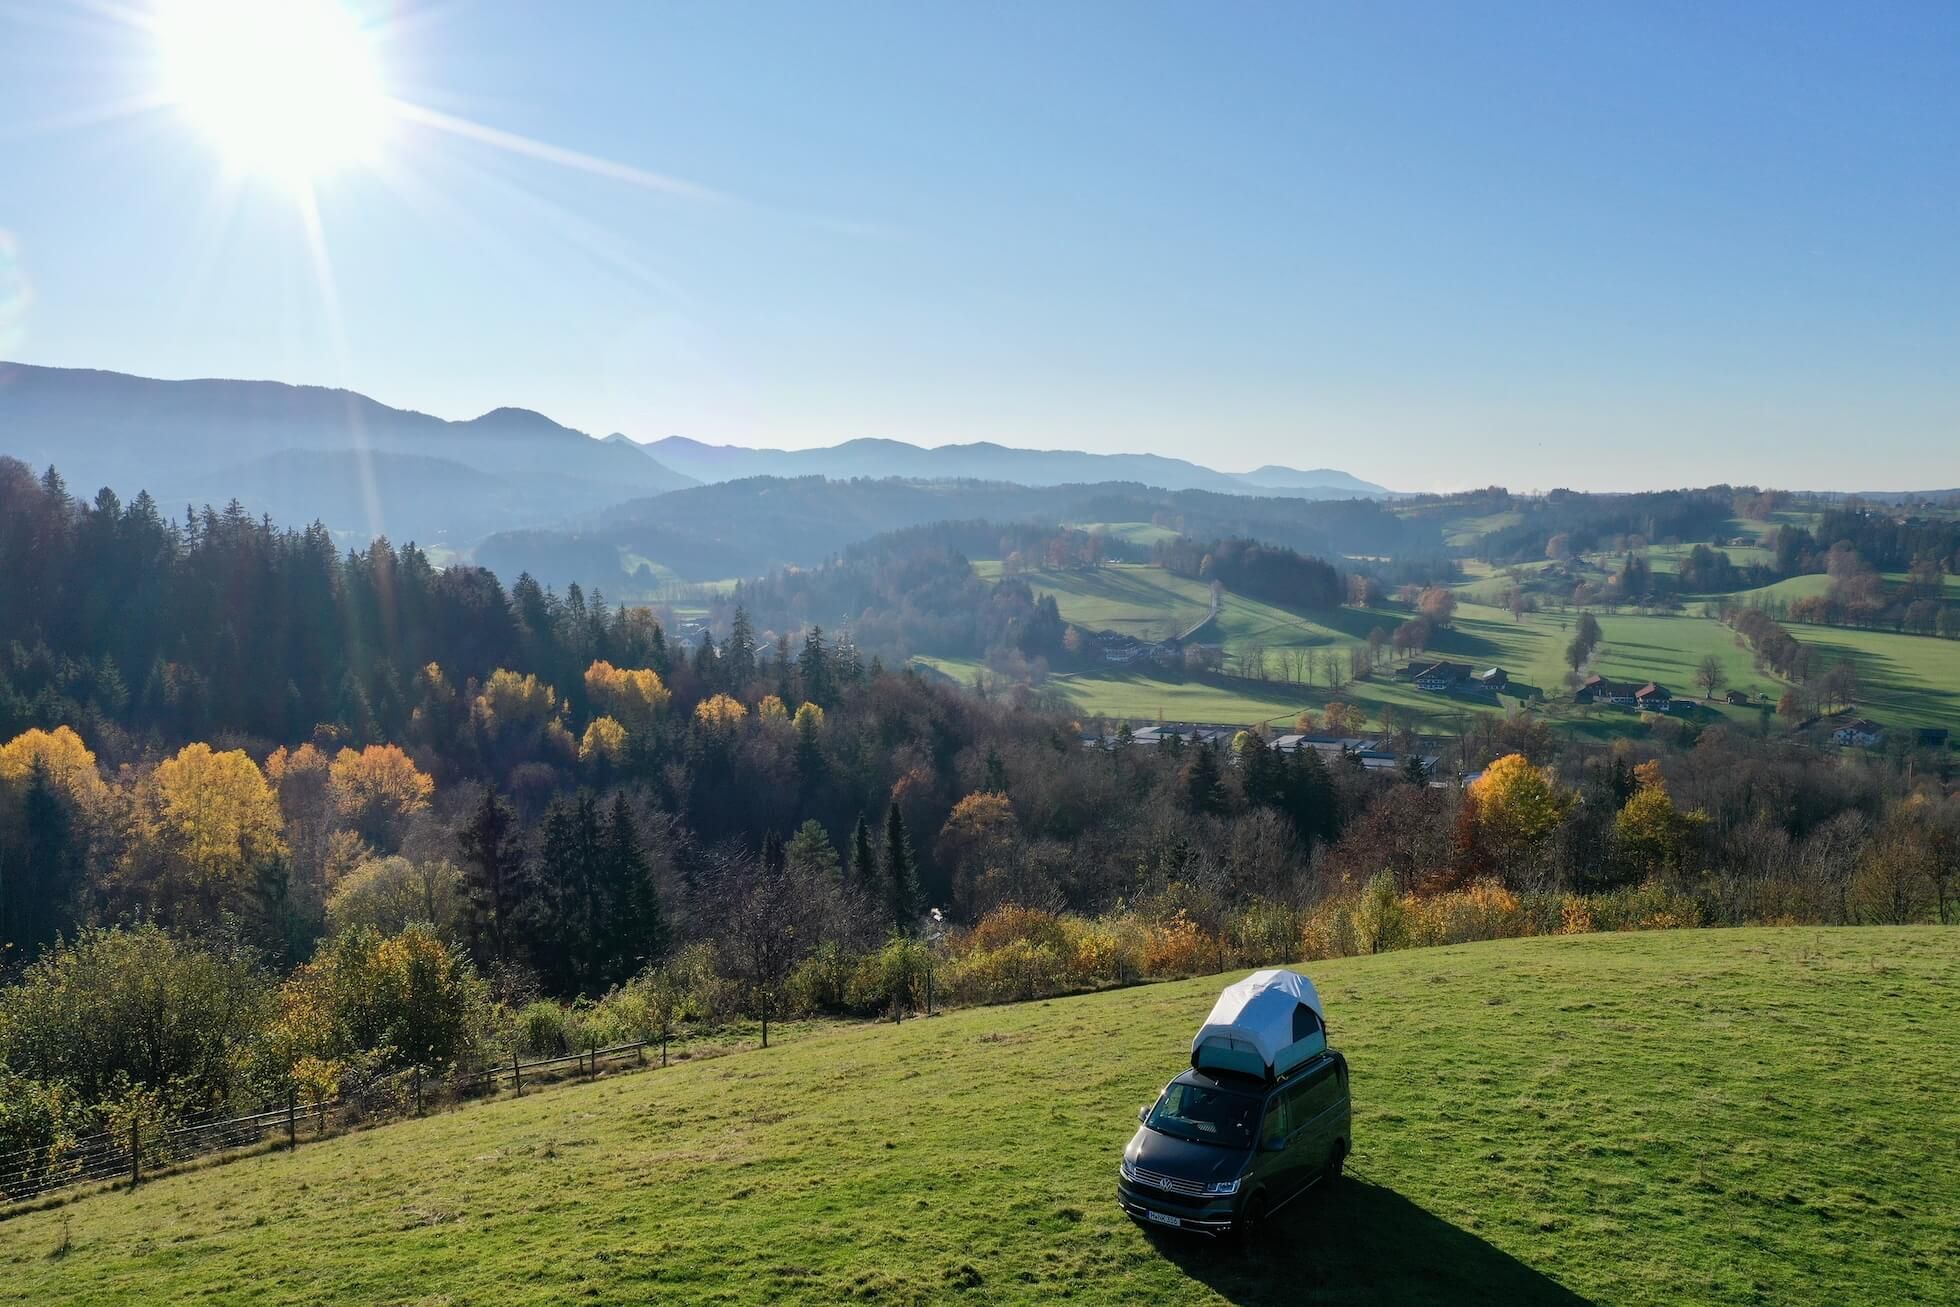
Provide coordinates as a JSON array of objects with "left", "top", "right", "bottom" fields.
[
  {"left": 727, "top": 606, "right": 758, "bottom": 687},
  {"left": 1182, "top": 741, "right": 1228, "bottom": 816},
  {"left": 600, "top": 793, "right": 665, "bottom": 981},
  {"left": 799, "top": 627, "right": 831, "bottom": 705},
  {"left": 883, "top": 802, "right": 919, "bottom": 927},
  {"left": 457, "top": 788, "right": 523, "bottom": 972},
  {"left": 850, "top": 813, "right": 881, "bottom": 901}
]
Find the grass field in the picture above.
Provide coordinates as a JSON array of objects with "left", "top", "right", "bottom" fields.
[
  {"left": 6, "top": 928, "right": 1956, "bottom": 1305},
  {"left": 953, "top": 560, "right": 1960, "bottom": 736}
]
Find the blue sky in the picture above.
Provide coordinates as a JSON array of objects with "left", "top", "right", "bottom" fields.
[{"left": 2, "top": 1, "right": 1955, "bottom": 492}]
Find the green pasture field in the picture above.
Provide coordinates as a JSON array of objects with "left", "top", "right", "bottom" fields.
[
  {"left": 928, "top": 570, "right": 1960, "bottom": 736},
  {"left": 6, "top": 928, "right": 1955, "bottom": 1306}
]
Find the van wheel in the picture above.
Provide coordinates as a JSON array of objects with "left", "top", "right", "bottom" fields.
[
  {"left": 1237, "top": 1195, "right": 1269, "bottom": 1247},
  {"left": 1323, "top": 1140, "right": 1348, "bottom": 1186}
]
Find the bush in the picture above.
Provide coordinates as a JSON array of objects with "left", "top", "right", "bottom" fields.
[
  {"left": 1352, "top": 873, "right": 1410, "bottom": 954},
  {"left": 1142, "top": 910, "right": 1214, "bottom": 976}
]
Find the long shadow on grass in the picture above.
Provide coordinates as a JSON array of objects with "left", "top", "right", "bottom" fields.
[{"left": 1143, "top": 1175, "right": 1590, "bottom": 1306}]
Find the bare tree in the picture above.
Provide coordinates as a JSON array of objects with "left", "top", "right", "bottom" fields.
[{"left": 1695, "top": 654, "right": 1727, "bottom": 700}]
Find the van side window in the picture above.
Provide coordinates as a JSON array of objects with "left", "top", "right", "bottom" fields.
[
  {"left": 1296, "top": 1062, "right": 1338, "bottom": 1119},
  {"left": 1262, "top": 1092, "right": 1289, "bottom": 1144}
]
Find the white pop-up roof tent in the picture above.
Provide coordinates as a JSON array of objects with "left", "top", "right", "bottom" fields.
[{"left": 1190, "top": 969, "right": 1327, "bottom": 1081}]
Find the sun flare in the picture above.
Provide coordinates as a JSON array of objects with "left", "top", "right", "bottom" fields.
[{"left": 154, "top": 0, "right": 389, "bottom": 183}]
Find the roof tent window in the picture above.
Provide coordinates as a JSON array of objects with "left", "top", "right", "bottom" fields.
[{"left": 1292, "top": 1002, "right": 1322, "bottom": 1043}]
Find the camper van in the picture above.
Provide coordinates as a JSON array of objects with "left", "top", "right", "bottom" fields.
[{"left": 1117, "top": 970, "right": 1351, "bottom": 1237}]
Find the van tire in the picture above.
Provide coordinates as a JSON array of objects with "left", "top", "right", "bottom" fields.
[
  {"left": 1237, "top": 1195, "right": 1269, "bottom": 1246},
  {"left": 1323, "top": 1139, "right": 1348, "bottom": 1186}
]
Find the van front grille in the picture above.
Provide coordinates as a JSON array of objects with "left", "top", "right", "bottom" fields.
[{"left": 1131, "top": 1166, "right": 1207, "bottom": 1197}]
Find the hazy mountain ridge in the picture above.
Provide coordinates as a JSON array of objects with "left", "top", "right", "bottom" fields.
[
  {"left": 0, "top": 362, "right": 697, "bottom": 544},
  {"left": 476, "top": 474, "right": 1438, "bottom": 593},
  {"left": 639, "top": 434, "right": 1391, "bottom": 498}
]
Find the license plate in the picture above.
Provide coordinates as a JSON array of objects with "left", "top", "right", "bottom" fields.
[{"left": 1145, "top": 1210, "right": 1182, "bottom": 1228}]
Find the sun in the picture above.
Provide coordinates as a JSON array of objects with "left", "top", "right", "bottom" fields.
[{"left": 154, "top": 0, "right": 389, "bottom": 184}]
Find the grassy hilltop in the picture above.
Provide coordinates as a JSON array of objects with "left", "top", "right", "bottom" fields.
[{"left": 5, "top": 928, "right": 1957, "bottom": 1306}]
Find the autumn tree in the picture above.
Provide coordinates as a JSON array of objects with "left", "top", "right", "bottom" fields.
[
  {"left": 1613, "top": 762, "right": 1704, "bottom": 879},
  {"left": 938, "top": 791, "right": 1018, "bottom": 917},
  {"left": 1417, "top": 587, "right": 1458, "bottom": 627},
  {"left": 265, "top": 742, "right": 335, "bottom": 904},
  {"left": 1468, "top": 753, "right": 1572, "bottom": 882},
  {"left": 122, "top": 743, "right": 288, "bottom": 927},
  {"left": 329, "top": 744, "right": 434, "bottom": 850},
  {"left": 583, "top": 660, "right": 671, "bottom": 732}
]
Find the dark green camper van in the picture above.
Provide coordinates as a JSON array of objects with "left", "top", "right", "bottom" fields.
[{"left": 1117, "top": 1048, "right": 1351, "bottom": 1238}]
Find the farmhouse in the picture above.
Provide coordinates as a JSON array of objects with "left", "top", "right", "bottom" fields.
[
  {"left": 1576, "top": 676, "right": 1674, "bottom": 712},
  {"left": 1831, "top": 719, "right": 1885, "bottom": 748},
  {"left": 1474, "top": 666, "right": 1509, "bottom": 690},
  {"left": 1408, "top": 660, "right": 1473, "bottom": 692},
  {"left": 1634, "top": 682, "right": 1673, "bottom": 711}
]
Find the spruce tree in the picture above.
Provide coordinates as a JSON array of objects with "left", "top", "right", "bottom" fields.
[
  {"left": 600, "top": 793, "right": 665, "bottom": 981},
  {"left": 850, "top": 813, "right": 881, "bottom": 902},
  {"left": 456, "top": 788, "right": 523, "bottom": 972},
  {"left": 883, "top": 802, "right": 919, "bottom": 927}
]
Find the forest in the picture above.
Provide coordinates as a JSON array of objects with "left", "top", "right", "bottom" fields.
[{"left": 1, "top": 455, "right": 1955, "bottom": 1177}]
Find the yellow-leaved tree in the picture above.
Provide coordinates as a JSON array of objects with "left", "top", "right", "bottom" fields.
[
  {"left": 1613, "top": 760, "right": 1705, "bottom": 879},
  {"left": 694, "top": 693, "right": 747, "bottom": 735},
  {"left": 328, "top": 744, "right": 434, "bottom": 850},
  {"left": 584, "top": 661, "right": 670, "bottom": 733},
  {"left": 0, "top": 725, "right": 107, "bottom": 807},
  {"left": 579, "top": 715, "right": 628, "bottom": 764},
  {"left": 1468, "top": 753, "right": 1571, "bottom": 872},
  {"left": 264, "top": 741, "right": 335, "bottom": 908},
  {"left": 122, "top": 743, "right": 287, "bottom": 923},
  {"left": 472, "top": 669, "right": 557, "bottom": 736}
]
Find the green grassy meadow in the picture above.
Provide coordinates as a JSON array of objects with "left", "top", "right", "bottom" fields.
[
  {"left": 952, "top": 557, "right": 1960, "bottom": 736},
  {"left": 6, "top": 928, "right": 1956, "bottom": 1305}
]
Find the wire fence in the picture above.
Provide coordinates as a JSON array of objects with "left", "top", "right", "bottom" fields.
[{"left": 0, "top": 1038, "right": 668, "bottom": 1211}]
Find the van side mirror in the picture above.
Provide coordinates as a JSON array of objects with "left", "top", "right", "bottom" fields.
[
  {"left": 1265, "top": 1135, "right": 1287, "bottom": 1152},
  {"left": 1137, "top": 1105, "right": 1149, "bottom": 1123}
]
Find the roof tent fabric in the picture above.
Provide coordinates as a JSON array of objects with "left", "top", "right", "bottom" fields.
[{"left": 1191, "top": 969, "right": 1326, "bottom": 1080}]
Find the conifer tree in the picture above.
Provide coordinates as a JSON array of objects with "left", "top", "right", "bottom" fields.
[{"left": 883, "top": 802, "right": 919, "bottom": 927}]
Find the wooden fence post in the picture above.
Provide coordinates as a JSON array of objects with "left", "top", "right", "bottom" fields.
[
  {"left": 287, "top": 1086, "right": 297, "bottom": 1150},
  {"left": 129, "top": 1119, "right": 140, "bottom": 1188},
  {"left": 513, "top": 1050, "right": 522, "bottom": 1097},
  {"left": 413, "top": 1066, "right": 423, "bottom": 1116},
  {"left": 661, "top": 1029, "right": 668, "bottom": 1067}
]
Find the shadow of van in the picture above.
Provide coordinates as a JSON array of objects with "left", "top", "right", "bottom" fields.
[{"left": 1143, "top": 1175, "right": 1591, "bottom": 1306}]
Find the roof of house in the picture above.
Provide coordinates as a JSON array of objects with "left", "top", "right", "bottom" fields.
[
  {"left": 1635, "top": 681, "right": 1671, "bottom": 699},
  {"left": 1836, "top": 718, "right": 1883, "bottom": 734},
  {"left": 1412, "top": 660, "right": 1472, "bottom": 681},
  {"left": 1475, "top": 666, "right": 1508, "bottom": 680}
]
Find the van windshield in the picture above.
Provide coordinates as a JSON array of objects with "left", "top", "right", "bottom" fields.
[{"left": 1145, "top": 1081, "right": 1260, "bottom": 1149}]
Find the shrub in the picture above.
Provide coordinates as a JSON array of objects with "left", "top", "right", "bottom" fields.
[
  {"left": 1352, "top": 873, "right": 1410, "bottom": 954},
  {"left": 1142, "top": 910, "right": 1213, "bottom": 977}
]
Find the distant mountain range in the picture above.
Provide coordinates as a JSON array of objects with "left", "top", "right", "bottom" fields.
[
  {"left": 0, "top": 362, "right": 698, "bottom": 547},
  {"left": 637, "top": 435, "right": 1389, "bottom": 498},
  {"left": 0, "top": 363, "right": 1390, "bottom": 554}
]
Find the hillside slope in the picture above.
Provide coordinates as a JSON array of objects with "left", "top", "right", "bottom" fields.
[{"left": 5, "top": 928, "right": 1956, "bottom": 1305}]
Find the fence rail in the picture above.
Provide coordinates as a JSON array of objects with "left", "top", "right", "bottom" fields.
[{"left": 0, "top": 1038, "right": 666, "bottom": 1211}]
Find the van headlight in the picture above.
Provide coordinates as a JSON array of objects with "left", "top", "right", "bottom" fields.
[
  {"left": 1204, "top": 1178, "right": 1241, "bottom": 1196},
  {"left": 1119, "top": 1157, "right": 1138, "bottom": 1181}
]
